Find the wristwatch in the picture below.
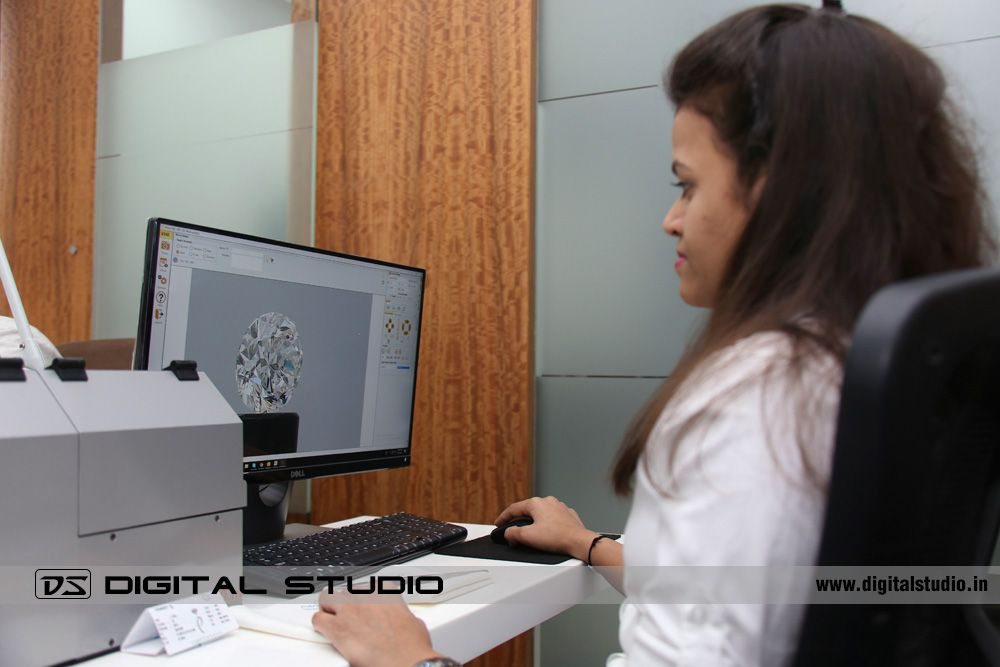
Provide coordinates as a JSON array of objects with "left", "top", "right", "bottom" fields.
[{"left": 412, "top": 659, "right": 461, "bottom": 667}]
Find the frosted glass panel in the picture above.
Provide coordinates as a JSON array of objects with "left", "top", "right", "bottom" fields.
[
  {"left": 540, "top": 602, "right": 623, "bottom": 665},
  {"left": 855, "top": 0, "right": 1000, "bottom": 48},
  {"left": 121, "top": 0, "right": 294, "bottom": 60},
  {"left": 539, "top": 0, "right": 1000, "bottom": 101},
  {"left": 535, "top": 376, "right": 656, "bottom": 666},
  {"left": 536, "top": 87, "right": 703, "bottom": 377},
  {"left": 539, "top": 0, "right": 757, "bottom": 100},
  {"left": 98, "top": 23, "right": 314, "bottom": 156},
  {"left": 536, "top": 376, "right": 657, "bottom": 532},
  {"left": 93, "top": 21, "right": 315, "bottom": 339}
]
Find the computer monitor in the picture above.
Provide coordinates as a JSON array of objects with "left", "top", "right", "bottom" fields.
[{"left": 134, "top": 218, "right": 425, "bottom": 542}]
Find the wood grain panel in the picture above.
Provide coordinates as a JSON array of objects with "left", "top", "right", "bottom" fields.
[
  {"left": 313, "top": 1, "right": 534, "bottom": 664},
  {"left": 291, "top": 0, "right": 315, "bottom": 23},
  {"left": 0, "top": 0, "right": 98, "bottom": 343}
]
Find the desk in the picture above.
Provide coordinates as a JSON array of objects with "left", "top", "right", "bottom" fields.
[{"left": 86, "top": 521, "right": 612, "bottom": 665}]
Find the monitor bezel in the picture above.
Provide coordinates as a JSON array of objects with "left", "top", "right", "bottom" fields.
[{"left": 134, "top": 216, "right": 425, "bottom": 483}]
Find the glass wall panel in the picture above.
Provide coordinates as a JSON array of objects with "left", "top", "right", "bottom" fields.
[{"left": 94, "top": 10, "right": 315, "bottom": 339}]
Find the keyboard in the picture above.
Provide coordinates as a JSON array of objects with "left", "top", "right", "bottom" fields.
[{"left": 242, "top": 512, "right": 468, "bottom": 597}]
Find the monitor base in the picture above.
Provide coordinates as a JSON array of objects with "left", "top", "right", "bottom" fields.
[{"left": 243, "top": 480, "right": 290, "bottom": 545}]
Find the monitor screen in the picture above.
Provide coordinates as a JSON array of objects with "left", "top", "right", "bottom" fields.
[{"left": 134, "top": 218, "right": 424, "bottom": 483}]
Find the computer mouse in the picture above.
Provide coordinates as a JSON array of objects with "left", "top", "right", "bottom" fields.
[{"left": 490, "top": 517, "right": 534, "bottom": 545}]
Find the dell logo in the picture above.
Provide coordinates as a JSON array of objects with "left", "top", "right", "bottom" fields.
[
  {"left": 35, "top": 569, "right": 91, "bottom": 599},
  {"left": 290, "top": 469, "right": 305, "bottom": 479}
]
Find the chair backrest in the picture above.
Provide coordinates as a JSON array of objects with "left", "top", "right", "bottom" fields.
[
  {"left": 792, "top": 268, "right": 1000, "bottom": 667},
  {"left": 55, "top": 338, "right": 135, "bottom": 370}
]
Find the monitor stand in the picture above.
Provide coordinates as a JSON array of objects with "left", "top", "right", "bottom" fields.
[
  {"left": 241, "top": 412, "right": 328, "bottom": 545},
  {"left": 243, "top": 480, "right": 328, "bottom": 545}
]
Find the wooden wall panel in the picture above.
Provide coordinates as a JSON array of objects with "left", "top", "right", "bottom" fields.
[
  {"left": 291, "top": 0, "right": 316, "bottom": 23},
  {"left": 0, "top": 0, "right": 98, "bottom": 343},
  {"left": 313, "top": 1, "right": 534, "bottom": 664}
]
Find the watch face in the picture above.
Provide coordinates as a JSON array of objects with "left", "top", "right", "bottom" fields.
[{"left": 414, "top": 660, "right": 462, "bottom": 667}]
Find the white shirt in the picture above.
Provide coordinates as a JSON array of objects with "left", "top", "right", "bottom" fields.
[
  {"left": 0, "top": 316, "right": 61, "bottom": 367},
  {"left": 613, "top": 331, "right": 842, "bottom": 667}
]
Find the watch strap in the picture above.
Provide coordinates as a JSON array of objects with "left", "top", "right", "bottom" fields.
[{"left": 412, "top": 658, "right": 462, "bottom": 667}]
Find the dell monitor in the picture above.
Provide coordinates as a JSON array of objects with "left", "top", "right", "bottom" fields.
[{"left": 134, "top": 218, "right": 425, "bottom": 543}]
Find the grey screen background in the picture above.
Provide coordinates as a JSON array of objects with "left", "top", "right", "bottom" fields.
[{"left": 183, "top": 270, "right": 373, "bottom": 454}]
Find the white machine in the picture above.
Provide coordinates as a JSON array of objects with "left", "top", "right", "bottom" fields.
[{"left": 0, "top": 237, "right": 245, "bottom": 665}]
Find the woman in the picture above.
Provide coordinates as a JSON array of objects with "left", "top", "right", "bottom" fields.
[{"left": 312, "top": 3, "right": 993, "bottom": 665}]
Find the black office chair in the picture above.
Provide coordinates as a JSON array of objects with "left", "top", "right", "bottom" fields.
[{"left": 792, "top": 268, "right": 1000, "bottom": 667}]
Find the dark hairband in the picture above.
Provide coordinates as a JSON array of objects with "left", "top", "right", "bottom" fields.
[{"left": 822, "top": 0, "right": 845, "bottom": 11}]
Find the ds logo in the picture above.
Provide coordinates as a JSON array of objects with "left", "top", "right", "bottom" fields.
[{"left": 35, "top": 569, "right": 91, "bottom": 599}]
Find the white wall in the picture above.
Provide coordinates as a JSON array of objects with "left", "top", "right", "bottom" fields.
[{"left": 122, "top": 0, "right": 293, "bottom": 59}]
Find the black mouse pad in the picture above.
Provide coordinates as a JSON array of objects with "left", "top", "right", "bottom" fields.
[{"left": 434, "top": 535, "right": 572, "bottom": 564}]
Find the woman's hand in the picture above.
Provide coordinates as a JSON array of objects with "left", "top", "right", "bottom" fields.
[
  {"left": 311, "top": 592, "right": 445, "bottom": 667},
  {"left": 495, "top": 496, "right": 599, "bottom": 561}
]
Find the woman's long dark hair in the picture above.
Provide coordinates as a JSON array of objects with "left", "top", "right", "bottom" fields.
[{"left": 612, "top": 4, "right": 994, "bottom": 495}]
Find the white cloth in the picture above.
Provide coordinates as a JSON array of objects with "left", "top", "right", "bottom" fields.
[
  {"left": 0, "top": 315, "right": 61, "bottom": 367},
  {"left": 616, "top": 331, "right": 842, "bottom": 667}
]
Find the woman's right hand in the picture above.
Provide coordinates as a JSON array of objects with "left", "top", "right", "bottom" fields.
[{"left": 494, "top": 496, "right": 599, "bottom": 561}]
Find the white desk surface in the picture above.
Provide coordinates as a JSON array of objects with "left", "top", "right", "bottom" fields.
[{"left": 86, "top": 520, "right": 611, "bottom": 665}]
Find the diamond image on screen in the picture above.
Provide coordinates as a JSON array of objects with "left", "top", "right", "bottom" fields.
[{"left": 236, "top": 312, "right": 304, "bottom": 412}]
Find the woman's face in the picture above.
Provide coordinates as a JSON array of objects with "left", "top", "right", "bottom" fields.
[{"left": 663, "top": 107, "right": 754, "bottom": 308}]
